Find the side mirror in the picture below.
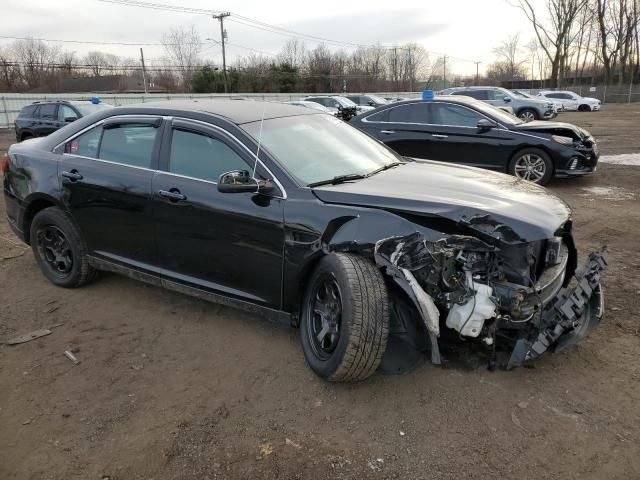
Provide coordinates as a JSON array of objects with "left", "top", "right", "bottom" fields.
[
  {"left": 368, "top": 101, "right": 375, "bottom": 106},
  {"left": 217, "top": 170, "right": 274, "bottom": 194},
  {"left": 64, "top": 116, "right": 78, "bottom": 122},
  {"left": 503, "top": 96, "right": 512, "bottom": 103},
  {"left": 337, "top": 105, "right": 343, "bottom": 111},
  {"left": 477, "top": 119, "right": 497, "bottom": 131}
]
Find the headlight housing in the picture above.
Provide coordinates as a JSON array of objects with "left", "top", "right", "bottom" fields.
[{"left": 552, "top": 135, "right": 574, "bottom": 145}]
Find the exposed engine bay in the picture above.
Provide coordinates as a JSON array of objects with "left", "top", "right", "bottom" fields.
[{"left": 374, "top": 231, "right": 607, "bottom": 369}]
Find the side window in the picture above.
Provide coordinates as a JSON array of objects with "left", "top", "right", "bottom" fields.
[
  {"left": 388, "top": 103, "right": 430, "bottom": 123},
  {"left": 99, "top": 124, "right": 158, "bottom": 168},
  {"left": 169, "top": 129, "right": 249, "bottom": 182},
  {"left": 39, "top": 104, "right": 57, "bottom": 120},
  {"left": 431, "top": 104, "right": 483, "bottom": 127},
  {"left": 488, "top": 90, "right": 508, "bottom": 101},
  {"left": 65, "top": 126, "right": 103, "bottom": 158},
  {"left": 58, "top": 105, "right": 78, "bottom": 122},
  {"left": 463, "top": 90, "right": 490, "bottom": 101},
  {"left": 546, "top": 93, "right": 561, "bottom": 99}
]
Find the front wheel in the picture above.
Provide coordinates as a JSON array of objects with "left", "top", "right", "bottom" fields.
[
  {"left": 517, "top": 108, "right": 538, "bottom": 122},
  {"left": 300, "top": 253, "right": 389, "bottom": 382},
  {"left": 509, "top": 148, "right": 554, "bottom": 185},
  {"left": 578, "top": 104, "right": 591, "bottom": 112}
]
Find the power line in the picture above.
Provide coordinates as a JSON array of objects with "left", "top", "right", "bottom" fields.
[{"left": 0, "top": 34, "right": 167, "bottom": 46}]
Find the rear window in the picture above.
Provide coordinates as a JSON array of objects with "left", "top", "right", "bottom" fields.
[{"left": 18, "top": 105, "right": 38, "bottom": 118}]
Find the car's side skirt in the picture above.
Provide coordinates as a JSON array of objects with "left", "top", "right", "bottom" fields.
[{"left": 87, "top": 256, "right": 292, "bottom": 326}]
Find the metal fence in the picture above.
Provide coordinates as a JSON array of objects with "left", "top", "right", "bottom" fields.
[
  {"left": 517, "top": 84, "right": 640, "bottom": 104},
  {"left": 0, "top": 92, "right": 421, "bottom": 129}
]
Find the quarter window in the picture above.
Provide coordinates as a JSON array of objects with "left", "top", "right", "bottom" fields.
[
  {"left": 169, "top": 129, "right": 249, "bottom": 182},
  {"left": 99, "top": 124, "right": 158, "bottom": 168}
]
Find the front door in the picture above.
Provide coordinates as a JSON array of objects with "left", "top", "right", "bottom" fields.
[
  {"left": 152, "top": 119, "right": 285, "bottom": 308},
  {"left": 58, "top": 116, "right": 162, "bottom": 267}
]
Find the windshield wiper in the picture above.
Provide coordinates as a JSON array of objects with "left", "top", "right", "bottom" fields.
[
  {"left": 308, "top": 173, "right": 367, "bottom": 188},
  {"left": 366, "top": 161, "right": 403, "bottom": 177}
]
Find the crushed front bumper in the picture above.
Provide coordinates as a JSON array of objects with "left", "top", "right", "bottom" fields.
[{"left": 507, "top": 247, "right": 608, "bottom": 369}]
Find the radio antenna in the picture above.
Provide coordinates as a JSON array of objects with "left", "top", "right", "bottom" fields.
[{"left": 252, "top": 102, "right": 266, "bottom": 178}]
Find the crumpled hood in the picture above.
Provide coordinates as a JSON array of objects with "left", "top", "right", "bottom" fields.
[
  {"left": 514, "top": 120, "right": 590, "bottom": 139},
  {"left": 312, "top": 161, "right": 571, "bottom": 243}
]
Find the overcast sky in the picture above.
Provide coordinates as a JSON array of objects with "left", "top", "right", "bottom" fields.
[{"left": 1, "top": 0, "right": 535, "bottom": 76}]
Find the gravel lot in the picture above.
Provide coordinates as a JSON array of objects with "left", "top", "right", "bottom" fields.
[{"left": 1, "top": 104, "right": 639, "bottom": 480}]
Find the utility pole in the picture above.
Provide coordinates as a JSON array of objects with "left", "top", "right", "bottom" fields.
[
  {"left": 140, "top": 48, "right": 148, "bottom": 95},
  {"left": 213, "top": 12, "right": 230, "bottom": 93},
  {"left": 442, "top": 55, "right": 447, "bottom": 90},
  {"left": 474, "top": 61, "right": 481, "bottom": 85}
]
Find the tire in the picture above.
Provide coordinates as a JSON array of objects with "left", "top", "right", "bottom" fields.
[
  {"left": 300, "top": 253, "right": 389, "bottom": 382},
  {"left": 578, "top": 104, "right": 591, "bottom": 112},
  {"left": 30, "top": 207, "right": 97, "bottom": 288},
  {"left": 517, "top": 108, "right": 539, "bottom": 122},
  {"left": 509, "top": 148, "right": 554, "bottom": 185},
  {"left": 20, "top": 132, "right": 33, "bottom": 142}
]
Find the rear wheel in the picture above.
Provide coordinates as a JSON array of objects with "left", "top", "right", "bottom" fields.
[
  {"left": 300, "top": 253, "right": 389, "bottom": 382},
  {"left": 509, "top": 148, "right": 553, "bottom": 185},
  {"left": 30, "top": 207, "right": 97, "bottom": 288},
  {"left": 20, "top": 132, "right": 33, "bottom": 142},
  {"left": 517, "top": 109, "right": 538, "bottom": 122}
]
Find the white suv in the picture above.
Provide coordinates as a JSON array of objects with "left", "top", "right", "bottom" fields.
[{"left": 538, "top": 91, "right": 601, "bottom": 112}]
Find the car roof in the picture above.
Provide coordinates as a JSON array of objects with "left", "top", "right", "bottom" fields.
[
  {"left": 382, "top": 96, "right": 484, "bottom": 107},
  {"left": 122, "top": 99, "right": 314, "bottom": 124}
]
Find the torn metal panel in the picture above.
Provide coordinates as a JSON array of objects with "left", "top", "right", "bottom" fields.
[{"left": 507, "top": 247, "right": 608, "bottom": 369}]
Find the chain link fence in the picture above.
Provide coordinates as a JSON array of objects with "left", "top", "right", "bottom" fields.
[{"left": 0, "top": 91, "right": 421, "bottom": 129}]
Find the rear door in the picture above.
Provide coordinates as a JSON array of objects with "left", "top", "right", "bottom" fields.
[
  {"left": 152, "top": 119, "right": 285, "bottom": 308},
  {"left": 58, "top": 116, "right": 162, "bottom": 267},
  {"left": 363, "top": 102, "right": 437, "bottom": 159}
]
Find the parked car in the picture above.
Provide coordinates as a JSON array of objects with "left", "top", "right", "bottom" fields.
[
  {"left": 537, "top": 91, "right": 601, "bottom": 112},
  {"left": 513, "top": 89, "right": 563, "bottom": 113},
  {"left": 441, "top": 86, "right": 555, "bottom": 121},
  {"left": 2, "top": 100, "right": 607, "bottom": 380},
  {"left": 350, "top": 96, "right": 599, "bottom": 185},
  {"left": 286, "top": 100, "right": 333, "bottom": 113},
  {"left": 14, "top": 99, "right": 113, "bottom": 142},
  {"left": 345, "top": 94, "right": 388, "bottom": 108},
  {"left": 303, "top": 95, "right": 359, "bottom": 120}
]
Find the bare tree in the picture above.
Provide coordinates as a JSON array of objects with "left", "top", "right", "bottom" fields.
[
  {"left": 278, "top": 39, "right": 307, "bottom": 69},
  {"left": 492, "top": 33, "right": 527, "bottom": 81},
  {"left": 514, "top": 0, "right": 589, "bottom": 87},
  {"left": 84, "top": 51, "right": 119, "bottom": 76},
  {"left": 162, "top": 25, "right": 202, "bottom": 92}
]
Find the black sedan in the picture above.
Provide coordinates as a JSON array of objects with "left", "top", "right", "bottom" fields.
[
  {"left": 350, "top": 96, "right": 599, "bottom": 185},
  {"left": 3, "top": 101, "right": 606, "bottom": 381}
]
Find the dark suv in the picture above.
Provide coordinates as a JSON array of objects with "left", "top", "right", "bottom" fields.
[{"left": 14, "top": 100, "right": 112, "bottom": 142}]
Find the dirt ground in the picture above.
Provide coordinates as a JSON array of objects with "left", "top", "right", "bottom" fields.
[{"left": 1, "top": 104, "right": 639, "bottom": 480}]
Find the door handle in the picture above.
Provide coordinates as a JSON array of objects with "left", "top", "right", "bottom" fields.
[
  {"left": 380, "top": 130, "right": 395, "bottom": 135},
  {"left": 431, "top": 134, "right": 449, "bottom": 139},
  {"left": 158, "top": 189, "right": 186, "bottom": 202},
  {"left": 61, "top": 170, "right": 83, "bottom": 181}
]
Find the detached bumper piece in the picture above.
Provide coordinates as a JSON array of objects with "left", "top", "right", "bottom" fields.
[{"left": 507, "top": 247, "right": 608, "bottom": 369}]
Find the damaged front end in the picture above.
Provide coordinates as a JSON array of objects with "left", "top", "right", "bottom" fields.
[{"left": 374, "top": 231, "right": 607, "bottom": 370}]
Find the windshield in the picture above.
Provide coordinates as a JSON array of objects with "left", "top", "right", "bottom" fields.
[
  {"left": 334, "top": 97, "right": 358, "bottom": 108},
  {"left": 242, "top": 114, "right": 401, "bottom": 186},
  {"left": 513, "top": 90, "right": 532, "bottom": 98},
  {"left": 469, "top": 99, "right": 524, "bottom": 125},
  {"left": 367, "top": 94, "right": 388, "bottom": 104},
  {"left": 73, "top": 102, "right": 113, "bottom": 116}
]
